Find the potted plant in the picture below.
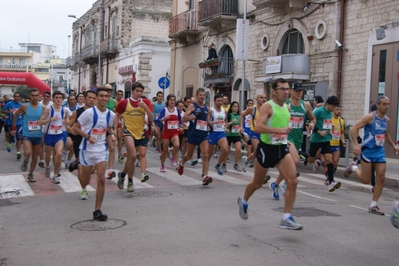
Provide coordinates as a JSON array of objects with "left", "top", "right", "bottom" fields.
[
  {"left": 206, "top": 59, "right": 220, "bottom": 67},
  {"left": 198, "top": 62, "right": 206, "bottom": 68}
]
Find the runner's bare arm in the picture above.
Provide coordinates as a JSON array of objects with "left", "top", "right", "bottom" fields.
[
  {"left": 114, "top": 112, "right": 121, "bottom": 131},
  {"left": 39, "top": 106, "right": 52, "bottom": 126},
  {"left": 305, "top": 101, "right": 316, "bottom": 128},
  {"left": 182, "top": 103, "right": 195, "bottom": 122},
  {"left": 12, "top": 104, "right": 26, "bottom": 127},
  {"left": 350, "top": 113, "right": 373, "bottom": 146}
]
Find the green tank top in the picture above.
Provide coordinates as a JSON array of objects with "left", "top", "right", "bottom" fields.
[
  {"left": 106, "top": 98, "right": 115, "bottom": 111},
  {"left": 227, "top": 113, "right": 240, "bottom": 137},
  {"left": 286, "top": 99, "right": 306, "bottom": 149},
  {"left": 260, "top": 100, "right": 290, "bottom": 145}
]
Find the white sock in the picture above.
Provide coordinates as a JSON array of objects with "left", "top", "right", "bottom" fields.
[
  {"left": 241, "top": 197, "right": 248, "bottom": 204},
  {"left": 282, "top": 213, "right": 291, "bottom": 220},
  {"left": 370, "top": 201, "right": 377, "bottom": 208},
  {"left": 351, "top": 165, "right": 358, "bottom": 172}
]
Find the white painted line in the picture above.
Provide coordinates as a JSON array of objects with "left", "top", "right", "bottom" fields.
[
  {"left": 297, "top": 190, "right": 337, "bottom": 202},
  {"left": 147, "top": 167, "right": 202, "bottom": 186},
  {"left": 58, "top": 172, "right": 95, "bottom": 193},
  {"left": 0, "top": 175, "right": 35, "bottom": 198},
  {"left": 109, "top": 174, "right": 154, "bottom": 189},
  {"left": 349, "top": 204, "right": 391, "bottom": 217},
  {"left": 188, "top": 167, "right": 249, "bottom": 185}
]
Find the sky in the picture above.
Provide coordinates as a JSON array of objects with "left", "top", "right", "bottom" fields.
[{"left": 0, "top": 0, "right": 95, "bottom": 59}]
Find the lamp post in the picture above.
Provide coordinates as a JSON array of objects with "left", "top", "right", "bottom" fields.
[
  {"left": 68, "top": 14, "right": 101, "bottom": 87},
  {"left": 50, "top": 51, "right": 54, "bottom": 94},
  {"left": 67, "top": 35, "right": 71, "bottom": 93}
]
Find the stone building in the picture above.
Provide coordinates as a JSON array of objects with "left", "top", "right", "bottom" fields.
[
  {"left": 67, "top": 0, "right": 173, "bottom": 98},
  {"left": 169, "top": 0, "right": 399, "bottom": 157}
]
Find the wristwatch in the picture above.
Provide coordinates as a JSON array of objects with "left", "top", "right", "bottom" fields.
[{"left": 85, "top": 135, "right": 91, "bottom": 140}]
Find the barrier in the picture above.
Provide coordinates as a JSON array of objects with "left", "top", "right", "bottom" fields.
[{"left": 0, "top": 72, "right": 51, "bottom": 95}]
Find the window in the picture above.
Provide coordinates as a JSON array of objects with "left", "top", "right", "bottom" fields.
[
  {"left": 27, "top": 46, "right": 41, "bottom": 53},
  {"left": 282, "top": 29, "right": 304, "bottom": 54},
  {"left": 219, "top": 46, "right": 234, "bottom": 76},
  {"left": 34, "top": 68, "right": 49, "bottom": 73},
  {"left": 58, "top": 75, "right": 64, "bottom": 82},
  {"left": 0, "top": 58, "right": 2, "bottom": 64},
  {"left": 19, "top": 58, "right": 25, "bottom": 65}
]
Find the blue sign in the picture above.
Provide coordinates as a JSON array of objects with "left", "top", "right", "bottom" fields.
[{"left": 158, "top": 77, "right": 170, "bottom": 90}]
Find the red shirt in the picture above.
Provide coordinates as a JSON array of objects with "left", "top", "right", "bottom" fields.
[{"left": 115, "top": 97, "right": 153, "bottom": 114}]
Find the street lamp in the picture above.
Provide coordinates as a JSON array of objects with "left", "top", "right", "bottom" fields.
[
  {"left": 50, "top": 51, "right": 54, "bottom": 94},
  {"left": 68, "top": 14, "right": 101, "bottom": 86},
  {"left": 67, "top": 35, "right": 71, "bottom": 92}
]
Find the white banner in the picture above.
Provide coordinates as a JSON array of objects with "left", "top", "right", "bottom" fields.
[{"left": 235, "top": 19, "right": 249, "bottom": 61}]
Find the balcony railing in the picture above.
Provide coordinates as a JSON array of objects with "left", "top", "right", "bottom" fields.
[
  {"left": 0, "top": 64, "right": 32, "bottom": 70},
  {"left": 73, "top": 52, "right": 80, "bottom": 65},
  {"left": 252, "top": 0, "right": 304, "bottom": 10},
  {"left": 100, "top": 39, "right": 118, "bottom": 55},
  {"left": 203, "top": 57, "right": 235, "bottom": 79},
  {"left": 169, "top": 10, "right": 198, "bottom": 36},
  {"left": 198, "top": 0, "right": 238, "bottom": 22}
]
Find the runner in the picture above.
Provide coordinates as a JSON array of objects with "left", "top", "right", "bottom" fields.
[
  {"left": 225, "top": 101, "right": 243, "bottom": 172},
  {"left": 76, "top": 93, "right": 85, "bottom": 108},
  {"left": 38, "top": 91, "right": 52, "bottom": 168},
  {"left": 104, "top": 84, "right": 117, "bottom": 179},
  {"left": 344, "top": 95, "right": 399, "bottom": 215},
  {"left": 304, "top": 95, "right": 340, "bottom": 192},
  {"left": 208, "top": 94, "right": 229, "bottom": 175},
  {"left": 153, "top": 91, "right": 165, "bottom": 153},
  {"left": 11, "top": 88, "right": 43, "bottom": 182},
  {"left": 222, "top": 95, "right": 230, "bottom": 113},
  {"left": 157, "top": 94, "right": 183, "bottom": 172},
  {"left": 64, "top": 94, "right": 79, "bottom": 169},
  {"left": 114, "top": 82, "right": 153, "bottom": 193},
  {"left": 73, "top": 87, "right": 116, "bottom": 221},
  {"left": 241, "top": 99, "right": 254, "bottom": 165},
  {"left": 2, "top": 92, "right": 23, "bottom": 158},
  {"left": 115, "top": 90, "right": 124, "bottom": 163},
  {"left": 177, "top": 100, "right": 188, "bottom": 157},
  {"left": 177, "top": 88, "right": 212, "bottom": 185},
  {"left": 237, "top": 78, "right": 302, "bottom": 230},
  {"left": 39, "top": 91, "right": 70, "bottom": 184}
]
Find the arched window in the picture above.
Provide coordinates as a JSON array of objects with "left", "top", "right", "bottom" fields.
[
  {"left": 282, "top": 29, "right": 304, "bottom": 54},
  {"left": 219, "top": 45, "right": 234, "bottom": 76}
]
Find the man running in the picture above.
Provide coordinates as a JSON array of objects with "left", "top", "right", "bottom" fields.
[
  {"left": 237, "top": 78, "right": 302, "bottom": 230},
  {"left": 73, "top": 87, "right": 116, "bottom": 221},
  {"left": 153, "top": 91, "right": 165, "bottom": 153},
  {"left": 344, "top": 95, "right": 399, "bottom": 215},
  {"left": 114, "top": 82, "right": 153, "bottom": 192},
  {"left": 38, "top": 91, "right": 52, "bottom": 168},
  {"left": 115, "top": 90, "right": 124, "bottom": 163},
  {"left": 39, "top": 91, "right": 70, "bottom": 184},
  {"left": 178, "top": 88, "right": 212, "bottom": 185},
  {"left": 104, "top": 84, "right": 117, "bottom": 179},
  {"left": 2, "top": 92, "right": 23, "bottom": 158},
  {"left": 11, "top": 88, "right": 43, "bottom": 182},
  {"left": 222, "top": 95, "right": 230, "bottom": 113}
]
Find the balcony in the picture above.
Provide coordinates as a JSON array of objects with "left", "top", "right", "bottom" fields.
[
  {"left": 100, "top": 39, "right": 118, "bottom": 58},
  {"left": 202, "top": 57, "right": 235, "bottom": 85},
  {"left": 0, "top": 64, "right": 31, "bottom": 71},
  {"left": 198, "top": 0, "right": 238, "bottom": 29},
  {"left": 252, "top": 0, "right": 305, "bottom": 12},
  {"left": 169, "top": 10, "right": 199, "bottom": 44},
  {"left": 80, "top": 44, "right": 99, "bottom": 65},
  {"left": 73, "top": 52, "right": 80, "bottom": 65}
]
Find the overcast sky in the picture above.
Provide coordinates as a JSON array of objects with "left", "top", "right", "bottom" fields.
[{"left": 0, "top": 0, "right": 94, "bottom": 59}]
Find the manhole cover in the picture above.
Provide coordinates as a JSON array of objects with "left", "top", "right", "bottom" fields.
[
  {"left": 71, "top": 219, "right": 127, "bottom": 231},
  {"left": 134, "top": 191, "right": 172, "bottom": 198},
  {"left": 273, "top": 207, "right": 340, "bottom": 217}
]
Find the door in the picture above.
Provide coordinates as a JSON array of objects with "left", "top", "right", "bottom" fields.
[{"left": 370, "top": 43, "right": 399, "bottom": 157}]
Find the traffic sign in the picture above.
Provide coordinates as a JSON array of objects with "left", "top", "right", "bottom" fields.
[{"left": 158, "top": 77, "right": 170, "bottom": 90}]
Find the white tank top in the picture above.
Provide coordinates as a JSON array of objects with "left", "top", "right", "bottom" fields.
[
  {"left": 46, "top": 106, "right": 65, "bottom": 135},
  {"left": 211, "top": 107, "right": 226, "bottom": 132}
]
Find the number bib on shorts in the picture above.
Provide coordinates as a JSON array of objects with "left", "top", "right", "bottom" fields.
[
  {"left": 375, "top": 134, "right": 385, "bottom": 146},
  {"left": 231, "top": 125, "right": 240, "bottom": 133},
  {"left": 167, "top": 120, "right": 178, "bottom": 130},
  {"left": 323, "top": 119, "right": 332, "bottom": 129},
  {"left": 49, "top": 125, "right": 62, "bottom": 135},
  {"left": 289, "top": 117, "right": 303, "bottom": 129},
  {"left": 28, "top": 121, "right": 40, "bottom": 131},
  {"left": 92, "top": 128, "right": 106, "bottom": 141},
  {"left": 196, "top": 120, "right": 207, "bottom": 131},
  {"left": 271, "top": 133, "right": 287, "bottom": 144}
]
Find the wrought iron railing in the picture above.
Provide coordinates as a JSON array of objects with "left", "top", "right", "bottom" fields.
[
  {"left": 169, "top": 10, "right": 198, "bottom": 35},
  {"left": 198, "top": 0, "right": 238, "bottom": 22}
]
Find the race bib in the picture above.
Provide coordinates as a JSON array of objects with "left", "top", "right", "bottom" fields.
[
  {"left": 244, "top": 117, "right": 251, "bottom": 128},
  {"left": 289, "top": 117, "right": 304, "bottom": 129},
  {"left": 196, "top": 120, "right": 207, "bottom": 131},
  {"left": 271, "top": 133, "right": 287, "bottom": 145},
  {"left": 28, "top": 121, "right": 40, "bottom": 131},
  {"left": 49, "top": 125, "right": 62, "bottom": 135},
  {"left": 92, "top": 128, "right": 106, "bottom": 141},
  {"left": 167, "top": 120, "right": 179, "bottom": 130},
  {"left": 375, "top": 134, "right": 385, "bottom": 147},
  {"left": 331, "top": 129, "right": 340, "bottom": 140},
  {"left": 12, "top": 108, "right": 18, "bottom": 114},
  {"left": 156, "top": 113, "right": 160, "bottom": 119},
  {"left": 231, "top": 125, "right": 240, "bottom": 133},
  {"left": 322, "top": 119, "right": 332, "bottom": 129},
  {"left": 214, "top": 119, "right": 225, "bottom": 129}
]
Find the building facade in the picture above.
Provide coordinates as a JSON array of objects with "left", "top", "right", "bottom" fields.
[{"left": 169, "top": 0, "right": 399, "bottom": 157}]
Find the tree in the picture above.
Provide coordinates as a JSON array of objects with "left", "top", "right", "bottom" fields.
[{"left": 15, "top": 85, "right": 30, "bottom": 99}]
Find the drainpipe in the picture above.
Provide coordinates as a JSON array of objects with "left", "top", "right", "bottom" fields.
[{"left": 336, "top": 0, "right": 345, "bottom": 103}]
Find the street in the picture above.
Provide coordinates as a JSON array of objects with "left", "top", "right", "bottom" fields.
[{"left": 1, "top": 142, "right": 399, "bottom": 266}]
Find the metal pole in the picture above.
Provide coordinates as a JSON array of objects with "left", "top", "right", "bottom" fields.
[
  {"left": 50, "top": 60, "right": 53, "bottom": 94},
  {"left": 240, "top": 0, "right": 247, "bottom": 111},
  {"left": 67, "top": 35, "right": 70, "bottom": 92}
]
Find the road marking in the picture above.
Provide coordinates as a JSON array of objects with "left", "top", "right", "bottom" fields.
[
  {"left": 349, "top": 204, "right": 391, "bottom": 217},
  {"left": 58, "top": 172, "right": 95, "bottom": 193},
  {"left": 297, "top": 190, "right": 337, "bottom": 202},
  {"left": 0, "top": 174, "right": 35, "bottom": 198}
]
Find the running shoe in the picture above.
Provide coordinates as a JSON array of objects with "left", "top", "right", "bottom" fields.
[
  {"left": 20, "top": 160, "right": 28, "bottom": 172},
  {"left": 65, "top": 161, "right": 70, "bottom": 170},
  {"left": 80, "top": 189, "right": 88, "bottom": 200},
  {"left": 222, "top": 164, "right": 227, "bottom": 173},
  {"left": 233, "top": 164, "right": 242, "bottom": 172},
  {"left": 106, "top": 170, "right": 116, "bottom": 180},
  {"left": 170, "top": 157, "right": 177, "bottom": 168},
  {"left": 6, "top": 143, "right": 11, "bottom": 152},
  {"left": 213, "top": 153, "right": 218, "bottom": 158},
  {"left": 135, "top": 159, "right": 141, "bottom": 167},
  {"left": 117, "top": 172, "right": 126, "bottom": 190},
  {"left": 263, "top": 175, "right": 271, "bottom": 184},
  {"left": 237, "top": 196, "right": 248, "bottom": 220},
  {"left": 269, "top": 182, "right": 280, "bottom": 200},
  {"left": 141, "top": 173, "right": 149, "bottom": 183},
  {"left": 368, "top": 206, "right": 384, "bottom": 215},
  {"left": 93, "top": 209, "right": 108, "bottom": 221},
  {"left": 118, "top": 155, "right": 124, "bottom": 164},
  {"left": 62, "top": 151, "right": 67, "bottom": 163},
  {"left": 190, "top": 159, "right": 198, "bottom": 166},
  {"left": 328, "top": 181, "right": 341, "bottom": 192},
  {"left": 177, "top": 161, "right": 184, "bottom": 175},
  {"left": 160, "top": 165, "right": 165, "bottom": 173},
  {"left": 45, "top": 167, "right": 51, "bottom": 178},
  {"left": 281, "top": 182, "right": 287, "bottom": 196},
  {"left": 215, "top": 164, "right": 223, "bottom": 176},
  {"left": 312, "top": 159, "right": 321, "bottom": 172},
  {"left": 241, "top": 156, "right": 249, "bottom": 172},
  {"left": 249, "top": 160, "right": 254, "bottom": 168},
  {"left": 127, "top": 181, "right": 134, "bottom": 192},
  {"left": 38, "top": 161, "right": 45, "bottom": 169},
  {"left": 296, "top": 171, "right": 300, "bottom": 177},
  {"left": 202, "top": 175, "right": 213, "bottom": 186},
  {"left": 16, "top": 152, "right": 21, "bottom": 160},
  {"left": 279, "top": 216, "right": 303, "bottom": 230},
  {"left": 198, "top": 158, "right": 203, "bottom": 163},
  {"left": 344, "top": 161, "right": 357, "bottom": 178},
  {"left": 69, "top": 159, "right": 80, "bottom": 172},
  {"left": 51, "top": 174, "right": 60, "bottom": 184},
  {"left": 27, "top": 173, "right": 36, "bottom": 183}
]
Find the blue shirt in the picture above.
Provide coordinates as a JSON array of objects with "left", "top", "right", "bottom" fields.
[
  {"left": 4, "top": 101, "right": 23, "bottom": 126},
  {"left": 187, "top": 102, "right": 209, "bottom": 138},
  {"left": 22, "top": 103, "right": 43, "bottom": 137},
  {"left": 153, "top": 101, "right": 165, "bottom": 121},
  {"left": 363, "top": 112, "right": 387, "bottom": 149}
]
